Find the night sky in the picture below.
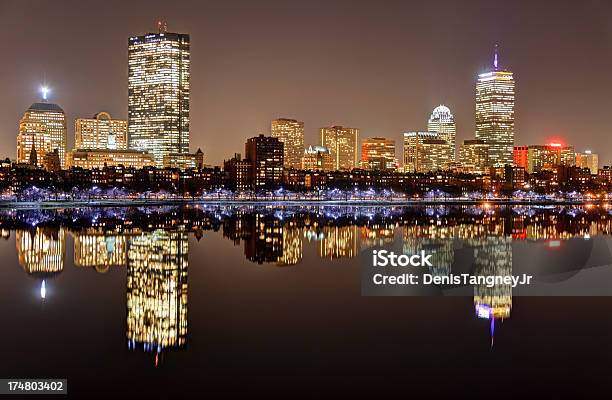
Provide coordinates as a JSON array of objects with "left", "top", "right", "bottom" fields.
[{"left": 1, "top": 0, "right": 611, "bottom": 165}]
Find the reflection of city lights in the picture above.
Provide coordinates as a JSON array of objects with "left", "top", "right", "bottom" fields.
[
  {"left": 40, "top": 280, "right": 46, "bottom": 299},
  {"left": 476, "top": 304, "right": 491, "bottom": 319},
  {"left": 548, "top": 240, "right": 561, "bottom": 248}
]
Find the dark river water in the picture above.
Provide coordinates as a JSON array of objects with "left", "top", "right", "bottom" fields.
[{"left": 1, "top": 204, "right": 611, "bottom": 397}]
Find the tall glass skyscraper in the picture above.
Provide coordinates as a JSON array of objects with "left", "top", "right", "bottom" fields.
[
  {"left": 475, "top": 47, "right": 515, "bottom": 167},
  {"left": 128, "top": 24, "right": 190, "bottom": 167},
  {"left": 427, "top": 105, "right": 456, "bottom": 162}
]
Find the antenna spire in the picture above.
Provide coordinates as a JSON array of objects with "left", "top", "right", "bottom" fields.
[
  {"left": 157, "top": 20, "right": 168, "bottom": 34},
  {"left": 493, "top": 44, "right": 499, "bottom": 69}
]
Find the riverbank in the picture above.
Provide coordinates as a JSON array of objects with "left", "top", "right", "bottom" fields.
[{"left": 0, "top": 198, "right": 607, "bottom": 209}]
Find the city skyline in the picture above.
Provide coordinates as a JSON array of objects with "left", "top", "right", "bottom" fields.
[{"left": 0, "top": 0, "right": 611, "bottom": 166}]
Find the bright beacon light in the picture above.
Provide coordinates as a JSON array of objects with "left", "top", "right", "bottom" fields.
[{"left": 40, "top": 86, "right": 50, "bottom": 101}]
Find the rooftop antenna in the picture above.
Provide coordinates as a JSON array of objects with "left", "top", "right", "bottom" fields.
[{"left": 157, "top": 20, "right": 168, "bottom": 34}]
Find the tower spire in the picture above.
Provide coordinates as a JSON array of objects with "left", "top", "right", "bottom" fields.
[{"left": 493, "top": 44, "right": 499, "bottom": 69}]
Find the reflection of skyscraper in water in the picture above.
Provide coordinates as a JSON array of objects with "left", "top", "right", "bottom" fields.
[
  {"left": 16, "top": 228, "right": 65, "bottom": 275},
  {"left": 16, "top": 227, "right": 65, "bottom": 300},
  {"left": 360, "top": 224, "right": 395, "bottom": 250},
  {"left": 472, "top": 236, "right": 512, "bottom": 345},
  {"left": 74, "top": 234, "right": 127, "bottom": 272},
  {"left": 319, "top": 226, "right": 358, "bottom": 259},
  {"left": 243, "top": 213, "right": 284, "bottom": 264},
  {"left": 403, "top": 225, "right": 454, "bottom": 277},
  {"left": 126, "top": 230, "right": 188, "bottom": 360},
  {"left": 278, "top": 223, "right": 302, "bottom": 266}
]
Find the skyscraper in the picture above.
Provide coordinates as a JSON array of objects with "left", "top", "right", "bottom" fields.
[
  {"left": 319, "top": 125, "right": 359, "bottom": 170},
  {"left": 75, "top": 112, "right": 128, "bottom": 150},
  {"left": 475, "top": 46, "right": 515, "bottom": 167},
  {"left": 361, "top": 137, "right": 396, "bottom": 170},
  {"left": 271, "top": 118, "right": 304, "bottom": 169},
  {"left": 17, "top": 91, "right": 67, "bottom": 168},
  {"left": 427, "top": 105, "right": 456, "bottom": 161},
  {"left": 128, "top": 23, "right": 190, "bottom": 166}
]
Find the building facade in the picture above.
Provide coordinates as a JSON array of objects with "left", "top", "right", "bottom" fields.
[
  {"left": 128, "top": 27, "right": 190, "bottom": 166},
  {"left": 427, "top": 105, "right": 456, "bottom": 162},
  {"left": 575, "top": 150, "right": 598, "bottom": 175},
  {"left": 460, "top": 139, "right": 489, "bottom": 174},
  {"left": 475, "top": 48, "right": 515, "bottom": 167},
  {"left": 319, "top": 126, "right": 359, "bottom": 171},
  {"left": 75, "top": 112, "right": 128, "bottom": 150},
  {"left": 526, "top": 144, "right": 575, "bottom": 173},
  {"left": 17, "top": 102, "right": 67, "bottom": 168},
  {"left": 67, "top": 149, "right": 155, "bottom": 169},
  {"left": 403, "top": 131, "right": 449, "bottom": 173},
  {"left": 513, "top": 146, "right": 528, "bottom": 169},
  {"left": 271, "top": 118, "right": 304, "bottom": 169},
  {"left": 302, "top": 145, "right": 334, "bottom": 171},
  {"left": 420, "top": 139, "right": 453, "bottom": 173},
  {"left": 245, "top": 135, "right": 284, "bottom": 189},
  {"left": 163, "top": 148, "right": 204, "bottom": 170},
  {"left": 360, "top": 137, "right": 396, "bottom": 171}
]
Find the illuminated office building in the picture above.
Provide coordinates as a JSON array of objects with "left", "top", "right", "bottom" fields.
[
  {"left": 75, "top": 112, "right": 128, "bottom": 150},
  {"left": 403, "top": 132, "right": 451, "bottom": 173},
  {"left": 460, "top": 139, "right": 489, "bottom": 174},
  {"left": 163, "top": 148, "right": 204, "bottom": 170},
  {"left": 427, "top": 105, "right": 456, "bottom": 161},
  {"left": 16, "top": 228, "right": 65, "bottom": 275},
  {"left": 421, "top": 139, "right": 453, "bottom": 172},
  {"left": 361, "top": 137, "right": 397, "bottom": 170},
  {"left": 245, "top": 135, "right": 284, "bottom": 189},
  {"left": 74, "top": 234, "right": 127, "bottom": 272},
  {"left": 67, "top": 149, "right": 155, "bottom": 169},
  {"left": 526, "top": 143, "right": 575, "bottom": 173},
  {"left": 271, "top": 118, "right": 304, "bottom": 169},
  {"left": 475, "top": 47, "right": 515, "bottom": 167},
  {"left": 319, "top": 126, "right": 359, "bottom": 170},
  {"left": 302, "top": 145, "right": 334, "bottom": 171},
  {"left": 127, "top": 230, "right": 188, "bottom": 352},
  {"left": 575, "top": 150, "right": 599, "bottom": 175},
  {"left": 513, "top": 145, "right": 528, "bottom": 169},
  {"left": 319, "top": 226, "right": 358, "bottom": 259},
  {"left": 128, "top": 24, "right": 190, "bottom": 166},
  {"left": 17, "top": 99, "right": 67, "bottom": 168}
]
